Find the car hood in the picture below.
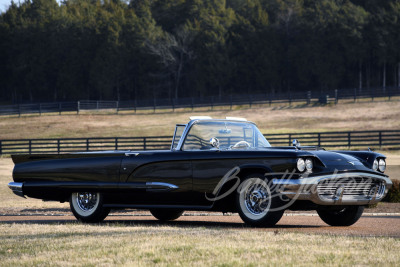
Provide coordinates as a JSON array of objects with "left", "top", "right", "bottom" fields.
[
  {"left": 309, "top": 150, "right": 383, "bottom": 174},
  {"left": 313, "top": 150, "right": 363, "bottom": 165}
]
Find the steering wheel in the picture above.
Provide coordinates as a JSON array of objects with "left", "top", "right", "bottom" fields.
[{"left": 232, "top": 141, "right": 251, "bottom": 149}]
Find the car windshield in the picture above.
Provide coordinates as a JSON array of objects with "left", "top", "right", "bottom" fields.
[{"left": 182, "top": 121, "right": 271, "bottom": 151}]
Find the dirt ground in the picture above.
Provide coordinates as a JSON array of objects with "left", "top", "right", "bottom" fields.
[{"left": 1, "top": 213, "right": 399, "bottom": 238}]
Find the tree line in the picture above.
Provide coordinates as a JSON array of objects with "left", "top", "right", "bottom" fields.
[{"left": 0, "top": 0, "right": 399, "bottom": 104}]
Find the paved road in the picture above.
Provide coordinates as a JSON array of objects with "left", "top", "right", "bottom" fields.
[{"left": 1, "top": 214, "right": 399, "bottom": 238}]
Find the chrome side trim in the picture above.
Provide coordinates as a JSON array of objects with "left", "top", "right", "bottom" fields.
[
  {"left": 272, "top": 172, "right": 392, "bottom": 205},
  {"left": 146, "top": 182, "right": 179, "bottom": 192},
  {"left": 8, "top": 182, "right": 25, "bottom": 198},
  {"left": 273, "top": 172, "right": 392, "bottom": 187},
  {"left": 125, "top": 153, "right": 139, "bottom": 157}
]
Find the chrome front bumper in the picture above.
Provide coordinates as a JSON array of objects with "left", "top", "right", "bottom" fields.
[
  {"left": 8, "top": 182, "right": 25, "bottom": 198},
  {"left": 272, "top": 172, "right": 392, "bottom": 205}
]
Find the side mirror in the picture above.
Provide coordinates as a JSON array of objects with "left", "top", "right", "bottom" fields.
[
  {"left": 292, "top": 139, "right": 300, "bottom": 148},
  {"left": 210, "top": 137, "right": 220, "bottom": 149}
]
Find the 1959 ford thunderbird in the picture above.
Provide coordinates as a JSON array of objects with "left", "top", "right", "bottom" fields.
[{"left": 8, "top": 117, "right": 392, "bottom": 227}]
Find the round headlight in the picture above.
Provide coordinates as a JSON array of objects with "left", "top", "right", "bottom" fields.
[
  {"left": 378, "top": 159, "right": 386, "bottom": 172},
  {"left": 297, "top": 158, "right": 306, "bottom": 172},
  {"left": 305, "top": 158, "right": 313, "bottom": 171},
  {"left": 372, "top": 159, "right": 379, "bottom": 171}
]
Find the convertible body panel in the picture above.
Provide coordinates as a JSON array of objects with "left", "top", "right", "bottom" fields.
[{"left": 8, "top": 117, "right": 392, "bottom": 226}]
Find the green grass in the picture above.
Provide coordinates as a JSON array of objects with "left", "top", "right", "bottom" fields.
[{"left": 0, "top": 223, "right": 399, "bottom": 266}]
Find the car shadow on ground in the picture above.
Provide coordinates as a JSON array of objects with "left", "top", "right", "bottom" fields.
[
  {"left": 107, "top": 219, "right": 323, "bottom": 229},
  {"left": 0, "top": 217, "right": 323, "bottom": 229}
]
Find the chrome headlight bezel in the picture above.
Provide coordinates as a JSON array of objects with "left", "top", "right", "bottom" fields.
[
  {"left": 305, "top": 158, "right": 313, "bottom": 171},
  {"left": 297, "top": 158, "right": 306, "bottom": 172},
  {"left": 372, "top": 159, "right": 379, "bottom": 171},
  {"left": 378, "top": 159, "right": 386, "bottom": 172}
]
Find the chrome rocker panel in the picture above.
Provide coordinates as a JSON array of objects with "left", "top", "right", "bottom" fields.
[
  {"left": 7, "top": 181, "right": 178, "bottom": 199},
  {"left": 272, "top": 172, "right": 392, "bottom": 205}
]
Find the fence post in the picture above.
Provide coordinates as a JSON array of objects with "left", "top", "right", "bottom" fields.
[
  {"left": 86, "top": 138, "right": 89, "bottom": 151},
  {"left": 39, "top": 103, "right": 42, "bottom": 116},
  {"left": 115, "top": 138, "right": 118, "bottom": 150},
  {"left": 116, "top": 101, "right": 119, "bottom": 114},
  {"left": 353, "top": 88, "right": 357, "bottom": 102},
  {"left": 96, "top": 101, "right": 99, "bottom": 110},
  {"left": 288, "top": 134, "right": 292, "bottom": 146},
  {"left": 59, "top": 103, "right": 62, "bottom": 115},
  {"left": 57, "top": 139, "right": 60, "bottom": 154},
  {"left": 77, "top": 101, "right": 80, "bottom": 114},
  {"left": 335, "top": 89, "right": 338, "bottom": 105},
  {"left": 348, "top": 132, "right": 351, "bottom": 148},
  {"left": 307, "top": 91, "right": 311, "bottom": 105},
  {"left": 318, "top": 133, "right": 321, "bottom": 147},
  {"left": 143, "top": 137, "right": 146, "bottom": 150}
]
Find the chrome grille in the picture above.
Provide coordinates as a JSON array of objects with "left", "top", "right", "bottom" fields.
[{"left": 317, "top": 177, "right": 386, "bottom": 199}]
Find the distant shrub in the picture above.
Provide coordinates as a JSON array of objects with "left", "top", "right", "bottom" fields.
[
  {"left": 366, "top": 203, "right": 378, "bottom": 209},
  {"left": 383, "top": 180, "right": 400, "bottom": 203}
]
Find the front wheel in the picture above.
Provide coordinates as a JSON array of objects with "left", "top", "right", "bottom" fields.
[
  {"left": 150, "top": 209, "right": 184, "bottom": 221},
  {"left": 236, "top": 175, "right": 285, "bottom": 227},
  {"left": 70, "top": 192, "right": 110, "bottom": 223},
  {"left": 317, "top": 206, "right": 364, "bottom": 226}
]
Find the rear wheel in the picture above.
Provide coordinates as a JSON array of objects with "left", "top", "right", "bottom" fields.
[
  {"left": 236, "top": 174, "right": 285, "bottom": 227},
  {"left": 317, "top": 206, "right": 364, "bottom": 226},
  {"left": 70, "top": 192, "right": 110, "bottom": 223},
  {"left": 150, "top": 209, "right": 184, "bottom": 221}
]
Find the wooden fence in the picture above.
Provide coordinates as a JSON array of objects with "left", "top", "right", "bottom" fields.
[
  {"left": 1, "top": 130, "right": 399, "bottom": 155},
  {"left": 1, "top": 87, "right": 399, "bottom": 116}
]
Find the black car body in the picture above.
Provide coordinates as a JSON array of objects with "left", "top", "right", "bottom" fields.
[{"left": 8, "top": 117, "right": 392, "bottom": 226}]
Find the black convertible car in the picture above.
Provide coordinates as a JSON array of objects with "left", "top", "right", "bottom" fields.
[{"left": 8, "top": 117, "right": 392, "bottom": 227}]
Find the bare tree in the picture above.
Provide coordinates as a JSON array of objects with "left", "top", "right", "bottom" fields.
[{"left": 146, "top": 27, "right": 194, "bottom": 100}]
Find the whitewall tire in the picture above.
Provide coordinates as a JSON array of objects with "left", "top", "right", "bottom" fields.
[
  {"left": 70, "top": 192, "right": 110, "bottom": 223},
  {"left": 236, "top": 174, "right": 285, "bottom": 227}
]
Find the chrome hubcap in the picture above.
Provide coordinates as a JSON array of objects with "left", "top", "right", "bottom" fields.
[
  {"left": 244, "top": 183, "right": 270, "bottom": 216},
  {"left": 76, "top": 193, "right": 97, "bottom": 212}
]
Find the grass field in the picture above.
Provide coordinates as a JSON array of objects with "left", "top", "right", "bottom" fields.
[
  {"left": 1, "top": 223, "right": 399, "bottom": 266},
  {"left": 1, "top": 100, "right": 400, "bottom": 139}
]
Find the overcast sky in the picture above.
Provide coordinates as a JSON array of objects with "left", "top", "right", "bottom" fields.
[{"left": 0, "top": 0, "right": 11, "bottom": 13}]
